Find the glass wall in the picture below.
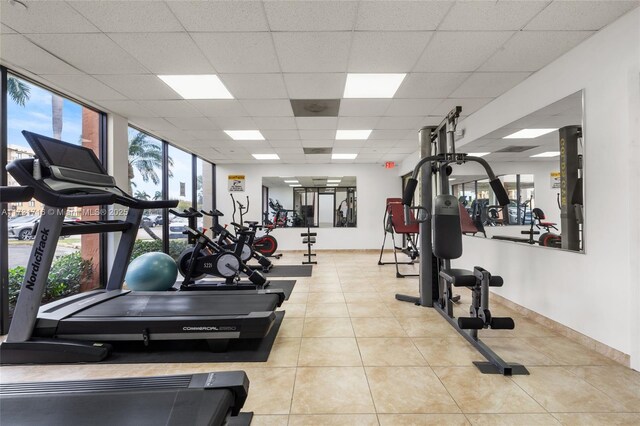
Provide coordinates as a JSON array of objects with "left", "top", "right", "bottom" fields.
[{"left": 3, "top": 72, "right": 104, "bottom": 325}]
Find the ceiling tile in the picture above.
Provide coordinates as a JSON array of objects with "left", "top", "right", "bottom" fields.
[
  {"left": 68, "top": 1, "right": 183, "bottom": 32},
  {"left": 369, "top": 129, "right": 413, "bottom": 140},
  {"left": 128, "top": 117, "right": 176, "bottom": 131},
  {"left": 26, "top": 33, "right": 146, "bottom": 75},
  {"left": 209, "top": 116, "right": 257, "bottom": 129},
  {"left": 414, "top": 31, "right": 514, "bottom": 72},
  {"left": 395, "top": 73, "right": 470, "bottom": 98},
  {"left": 1, "top": 24, "right": 16, "bottom": 33},
  {"left": 296, "top": 117, "right": 339, "bottom": 130},
  {"left": 268, "top": 139, "right": 303, "bottom": 147},
  {"left": 94, "top": 74, "right": 179, "bottom": 100},
  {"left": 338, "top": 99, "right": 391, "bottom": 116},
  {"left": 262, "top": 130, "right": 301, "bottom": 140},
  {"left": 367, "top": 140, "right": 400, "bottom": 149},
  {"left": 334, "top": 140, "right": 367, "bottom": 148},
  {"left": 439, "top": 1, "right": 548, "bottom": 31},
  {"left": 337, "top": 117, "right": 380, "bottom": 129},
  {"left": 137, "top": 100, "right": 202, "bottom": 117},
  {"left": 166, "top": 1, "right": 268, "bottom": 32},
  {"left": 273, "top": 32, "right": 351, "bottom": 72},
  {"left": 432, "top": 98, "right": 494, "bottom": 116},
  {"left": 165, "top": 117, "right": 219, "bottom": 131},
  {"left": 355, "top": 1, "right": 452, "bottom": 31},
  {"left": 376, "top": 116, "right": 426, "bottom": 130},
  {"left": 299, "top": 130, "right": 335, "bottom": 140},
  {"left": 0, "top": 1, "right": 99, "bottom": 33},
  {"left": 41, "top": 74, "right": 126, "bottom": 101},
  {"left": 385, "top": 99, "right": 442, "bottom": 116},
  {"left": 525, "top": 1, "right": 639, "bottom": 31},
  {"left": 348, "top": 32, "right": 433, "bottom": 72},
  {"left": 219, "top": 74, "right": 288, "bottom": 99},
  {"left": 450, "top": 73, "right": 531, "bottom": 98},
  {"left": 283, "top": 73, "right": 345, "bottom": 99},
  {"left": 189, "top": 100, "right": 248, "bottom": 117},
  {"left": 97, "top": 100, "right": 158, "bottom": 118},
  {"left": 0, "top": 34, "right": 81, "bottom": 75},
  {"left": 240, "top": 99, "right": 293, "bottom": 117},
  {"left": 264, "top": 0, "right": 358, "bottom": 31},
  {"left": 192, "top": 32, "right": 280, "bottom": 73},
  {"left": 479, "top": 31, "right": 594, "bottom": 72},
  {"left": 109, "top": 33, "right": 214, "bottom": 74},
  {"left": 253, "top": 117, "right": 298, "bottom": 130},
  {"left": 185, "top": 130, "right": 228, "bottom": 141}
]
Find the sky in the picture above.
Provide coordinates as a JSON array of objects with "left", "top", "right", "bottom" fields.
[{"left": 7, "top": 75, "right": 197, "bottom": 202}]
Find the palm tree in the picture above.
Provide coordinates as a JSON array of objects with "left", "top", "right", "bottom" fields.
[
  {"left": 7, "top": 76, "right": 31, "bottom": 106},
  {"left": 128, "top": 132, "right": 173, "bottom": 193},
  {"left": 153, "top": 191, "right": 162, "bottom": 201},
  {"left": 133, "top": 190, "right": 150, "bottom": 201}
]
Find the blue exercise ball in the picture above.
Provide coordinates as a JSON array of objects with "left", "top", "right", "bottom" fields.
[{"left": 125, "top": 252, "right": 178, "bottom": 291}]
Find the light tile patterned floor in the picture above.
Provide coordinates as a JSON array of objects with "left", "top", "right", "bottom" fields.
[{"left": 2, "top": 252, "right": 640, "bottom": 425}]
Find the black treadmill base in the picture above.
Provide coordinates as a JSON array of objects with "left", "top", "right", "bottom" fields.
[
  {"left": 264, "top": 265, "right": 313, "bottom": 277},
  {"left": 102, "top": 311, "right": 285, "bottom": 365}
]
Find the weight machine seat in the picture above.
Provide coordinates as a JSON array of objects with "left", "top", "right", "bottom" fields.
[
  {"left": 387, "top": 201, "right": 419, "bottom": 234},
  {"left": 300, "top": 232, "right": 317, "bottom": 237},
  {"left": 302, "top": 238, "right": 316, "bottom": 244},
  {"left": 439, "top": 269, "right": 476, "bottom": 287}
]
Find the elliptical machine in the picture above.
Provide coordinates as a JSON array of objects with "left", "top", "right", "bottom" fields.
[
  {"left": 171, "top": 208, "right": 269, "bottom": 290},
  {"left": 230, "top": 194, "right": 281, "bottom": 259}
]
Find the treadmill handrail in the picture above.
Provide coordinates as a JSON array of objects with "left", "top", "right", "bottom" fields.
[
  {"left": 7, "top": 158, "right": 177, "bottom": 209},
  {"left": 0, "top": 186, "right": 35, "bottom": 203}
]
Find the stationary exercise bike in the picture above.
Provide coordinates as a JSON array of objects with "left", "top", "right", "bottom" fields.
[{"left": 170, "top": 209, "right": 268, "bottom": 289}]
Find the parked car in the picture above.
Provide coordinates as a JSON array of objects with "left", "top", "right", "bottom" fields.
[
  {"left": 152, "top": 214, "right": 163, "bottom": 226},
  {"left": 169, "top": 217, "right": 189, "bottom": 239},
  {"left": 140, "top": 216, "right": 155, "bottom": 228},
  {"left": 7, "top": 215, "right": 38, "bottom": 240}
]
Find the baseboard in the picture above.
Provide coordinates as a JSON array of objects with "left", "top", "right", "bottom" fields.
[{"left": 492, "top": 293, "right": 631, "bottom": 367}]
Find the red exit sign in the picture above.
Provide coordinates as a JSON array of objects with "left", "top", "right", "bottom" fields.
[{"left": 385, "top": 161, "right": 395, "bottom": 169}]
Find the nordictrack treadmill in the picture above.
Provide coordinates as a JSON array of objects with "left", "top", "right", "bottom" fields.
[
  {"left": 1, "top": 371, "right": 252, "bottom": 426},
  {"left": 0, "top": 131, "right": 283, "bottom": 365}
]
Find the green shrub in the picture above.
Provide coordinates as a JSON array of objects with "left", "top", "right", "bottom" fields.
[
  {"left": 132, "top": 239, "right": 188, "bottom": 261},
  {"left": 8, "top": 252, "right": 93, "bottom": 307}
]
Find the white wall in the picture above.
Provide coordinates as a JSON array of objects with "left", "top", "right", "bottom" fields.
[
  {"left": 216, "top": 164, "right": 401, "bottom": 250},
  {"left": 438, "top": 9, "right": 640, "bottom": 368}
]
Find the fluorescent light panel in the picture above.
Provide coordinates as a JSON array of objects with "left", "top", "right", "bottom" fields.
[
  {"left": 327, "top": 179, "right": 341, "bottom": 183},
  {"left": 467, "top": 152, "right": 491, "bottom": 157},
  {"left": 530, "top": 151, "right": 560, "bottom": 158},
  {"left": 225, "top": 130, "right": 264, "bottom": 140},
  {"left": 343, "top": 73, "right": 406, "bottom": 98},
  {"left": 252, "top": 154, "right": 280, "bottom": 160},
  {"left": 332, "top": 153, "right": 358, "bottom": 160},
  {"left": 503, "top": 128, "right": 557, "bottom": 139},
  {"left": 283, "top": 180, "right": 298, "bottom": 183},
  {"left": 289, "top": 184, "right": 302, "bottom": 187},
  {"left": 327, "top": 184, "right": 339, "bottom": 187},
  {"left": 336, "top": 129, "right": 372, "bottom": 140},
  {"left": 158, "top": 75, "right": 233, "bottom": 99}
]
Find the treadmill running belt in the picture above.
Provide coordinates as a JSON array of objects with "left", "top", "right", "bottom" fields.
[
  {"left": 1, "top": 388, "right": 234, "bottom": 426},
  {"left": 73, "top": 293, "right": 280, "bottom": 317},
  {"left": 265, "top": 265, "right": 313, "bottom": 277}
]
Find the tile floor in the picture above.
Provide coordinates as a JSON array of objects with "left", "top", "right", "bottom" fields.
[{"left": 2, "top": 252, "right": 640, "bottom": 425}]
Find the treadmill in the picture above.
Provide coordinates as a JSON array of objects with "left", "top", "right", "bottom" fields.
[
  {"left": 1, "top": 371, "right": 252, "bottom": 426},
  {"left": 0, "top": 131, "right": 284, "bottom": 365}
]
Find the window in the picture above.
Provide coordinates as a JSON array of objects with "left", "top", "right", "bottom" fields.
[{"left": 3, "top": 72, "right": 104, "bottom": 327}]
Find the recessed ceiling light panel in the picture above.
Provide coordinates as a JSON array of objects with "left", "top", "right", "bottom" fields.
[
  {"left": 503, "top": 129, "right": 557, "bottom": 139},
  {"left": 466, "top": 152, "right": 491, "bottom": 157},
  {"left": 252, "top": 154, "right": 280, "bottom": 160},
  {"left": 343, "top": 73, "right": 406, "bottom": 98},
  {"left": 336, "top": 130, "right": 372, "bottom": 140},
  {"left": 530, "top": 151, "right": 560, "bottom": 158},
  {"left": 225, "top": 130, "right": 265, "bottom": 140},
  {"left": 158, "top": 75, "right": 233, "bottom": 99},
  {"left": 332, "top": 153, "right": 358, "bottom": 160}
]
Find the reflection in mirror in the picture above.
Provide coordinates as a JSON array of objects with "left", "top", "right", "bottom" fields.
[
  {"left": 457, "top": 90, "right": 584, "bottom": 252},
  {"left": 261, "top": 177, "right": 357, "bottom": 228}
]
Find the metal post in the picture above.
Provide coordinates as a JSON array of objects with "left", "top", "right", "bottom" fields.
[
  {"left": 559, "top": 126, "right": 580, "bottom": 250},
  {"left": 418, "top": 126, "right": 435, "bottom": 307},
  {"left": 0, "top": 66, "right": 8, "bottom": 334},
  {"left": 106, "top": 207, "right": 143, "bottom": 291}
]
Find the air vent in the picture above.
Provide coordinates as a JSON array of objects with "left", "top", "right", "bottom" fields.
[
  {"left": 303, "top": 148, "right": 333, "bottom": 155},
  {"left": 291, "top": 99, "right": 340, "bottom": 117},
  {"left": 495, "top": 145, "right": 538, "bottom": 153}
]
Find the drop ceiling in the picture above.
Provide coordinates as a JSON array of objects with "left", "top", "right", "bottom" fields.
[{"left": 0, "top": 0, "right": 636, "bottom": 165}]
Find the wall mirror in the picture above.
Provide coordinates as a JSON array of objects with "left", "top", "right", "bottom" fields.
[
  {"left": 261, "top": 176, "right": 357, "bottom": 228},
  {"left": 454, "top": 90, "right": 585, "bottom": 252}
]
